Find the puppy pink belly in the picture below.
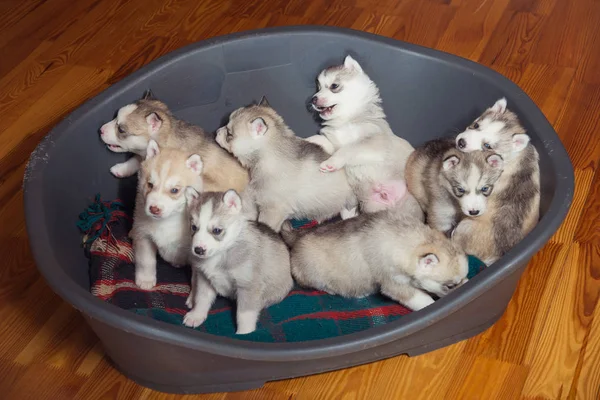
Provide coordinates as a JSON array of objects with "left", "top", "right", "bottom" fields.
[{"left": 369, "top": 180, "right": 407, "bottom": 206}]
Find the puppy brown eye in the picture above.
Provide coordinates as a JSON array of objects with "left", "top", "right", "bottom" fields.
[
  {"left": 483, "top": 143, "right": 492, "bottom": 150},
  {"left": 471, "top": 122, "right": 479, "bottom": 129},
  {"left": 170, "top": 188, "right": 179, "bottom": 194},
  {"left": 330, "top": 83, "right": 339, "bottom": 90},
  {"left": 118, "top": 125, "right": 125, "bottom": 134},
  {"left": 147, "top": 182, "right": 154, "bottom": 189}
]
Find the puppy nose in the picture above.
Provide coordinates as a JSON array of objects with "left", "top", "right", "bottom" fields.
[
  {"left": 194, "top": 246, "right": 206, "bottom": 256},
  {"left": 311, "top": 96, "right": 318, "bottom": 105},
  {"left": 100, "top": 126, "right": 105, "bottom": 136},
  {"left": 149, "top": 205, "right": 161, "bottom": 215},
  {"left": 457, "top": 138, "right": 466, "bottom": 149},
  {"left": 468, "top": 209, "right": 480, "bottom": 216}
]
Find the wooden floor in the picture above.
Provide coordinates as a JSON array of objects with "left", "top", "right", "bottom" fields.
[{"left": 1, "top": 0, "right": 599, "bottom": 398}]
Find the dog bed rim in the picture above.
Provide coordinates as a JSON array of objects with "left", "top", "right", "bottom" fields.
[{"left": 23, "top": 25, "right": 574, "bottom": 362}]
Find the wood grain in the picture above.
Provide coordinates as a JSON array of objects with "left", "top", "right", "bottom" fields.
[{"left": 0, "top": 0, "right": 599, "bottom": 398}]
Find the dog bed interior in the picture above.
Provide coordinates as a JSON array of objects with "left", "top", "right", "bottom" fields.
[{"left": 78, "top": 195, "right": 486, "bottom": 342}]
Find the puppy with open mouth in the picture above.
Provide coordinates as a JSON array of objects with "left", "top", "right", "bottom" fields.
[{"left": 307, "top": 55, "right": 422, "bottom": 220}]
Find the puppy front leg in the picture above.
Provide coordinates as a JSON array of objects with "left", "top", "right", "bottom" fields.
[
  {"left": 185, "top": 269, "right": 198, "bottom": 309},
  {"left": 183, "top": 271, "right": 217, "bottom": 328},
  {"left": 427, "top": 203, "right": 457, "bottom": 234},
  {"left": 134, "top": 236, "right": 158, "bottom": 290},
  {"left": 381, "top": 282, "right": 434, "bottom": 311},
  {"left": 319, "top": 142, "right": 386, "bottom": 172},
  {"left": 235, "top": 288, "right": 262, "bottom": 335},
  {"left": 110, "top": 155, "right": 142, "bottom": 178},
  {"left": 305, "top": 135, "right": 335, "bottom": 155}
]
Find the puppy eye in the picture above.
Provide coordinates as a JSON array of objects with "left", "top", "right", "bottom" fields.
[
  {"left": 170, "top": 188, "right": 179, "bottom": 194},
  {"left": 483, "top": 142, "right": 492, "bottom": 150},
  {"left": 212, "top": 227, "right": 223, "bottom": 235},
  {"left": 481, "top": 185, "right": 493, "bottom": 196},
  {"left": 330, "top": 83, "right": 339, "bottom": 90},
  {"left": 455, "top": 186, "right": 465, "bottom": 196},
  {"left": 445, "top": 283, "right": 458, "bottom": 290},
  {"left": 191, "top": 224, "right": 198, "bottom": 233},
  {"left": 471, "top": 122, "right": 480, "bottom": 130},
  {"left": 147, "top": 182, "right": 154, "bottom": 189},
  {"left": 117, "top": 125, "right": 125, "bottom": 134},
  {"left": 226, "top": 129, "right": 233, "bottom": 143}
]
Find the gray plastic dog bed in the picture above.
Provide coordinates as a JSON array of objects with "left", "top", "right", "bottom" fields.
[{"left": 24, "top": 26, "right": 573, "bottom": 394}]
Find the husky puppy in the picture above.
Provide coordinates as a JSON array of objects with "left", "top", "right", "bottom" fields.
[
  {"left": 183, "top": 189, "right": 293, "bottom": 334},
  {"left": 452, "top": 99, "right": 540, "bottom": 264},
  {"left": 99, "top": 90, "right": 248, "bottom": 192},
  {"left": 130, "top": 140, "right": 204, "bottom": 290},
  {"left": 406, "top": 138, "right": 504, "bottom": 234},
  {"left": 214, "top": 98, "right": 357, "bottom": 232},
  {"left": 281, "top": 210, "right": 468, "bottom": 311},
  {"left": 308, "top": 55, "right": 421, "bottom": 218}
]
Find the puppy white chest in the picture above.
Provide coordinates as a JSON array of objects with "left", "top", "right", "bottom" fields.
[{"left": 150, "top": 216, "right": 190, "bottom": 265}]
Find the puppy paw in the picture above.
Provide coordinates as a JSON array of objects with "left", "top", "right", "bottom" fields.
[
  {"left": 110, "top": 162, "right": 135, "bottom": 178},
  {"left": 183, "top": 311, "right": 206, "bottom": 328},
  {"left": 236, "top": 325, "right": 256, "bottom": 335},
  {"left": 135, "top": 271, "right": 156, "bottom": 290},
  {"left": 340, "top": 207, "right": 358, "bottom": 220},
  {"left": 185, "top": 294, "right": 194, "bottom": 309}
]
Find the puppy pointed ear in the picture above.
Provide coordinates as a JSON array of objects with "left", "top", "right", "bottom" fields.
[
  {"left": 486, "top": 154, "right": 504, "bottom": 169},
  {"left": 185, "top": 187, "right": 200, "bottom": 207},
  {"left": 419, "top": 253, "right": 439, "bottom": 269},
  {"left": 222, "top": 189, "right": 242, "bottom": 214},
  {"left": 344, "top": 55, "right": 363, "bottom": 73},
  {"left": 490, "top": 97, "right": 507, "bottom": 114},
  {"left": 251, "top": 117, "right": 268, "bottom": 138},
  {"left": 146, "top": 139, "right": 160, "bottom": 160},
  {"left": 142, "top": 89, "right": 155, "bottom": 100},
  {"left": 512, "top": 133, "right": 530, "bottom": 153},
  {"left": 259, "top": 96, "right": 270, "bottom": 107},
  {"left": 442, "top": 155, "right": 460, "bottom": 170},
  {"left": 186, "top": 154, "right": 203, "bottom": 175},
  {"left": 146, "top": 112, "right": 162, "bottom": 134}
]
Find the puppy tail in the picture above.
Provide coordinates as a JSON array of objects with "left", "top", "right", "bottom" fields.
[{"left": 280, "top": 221, "right": 300, "bottom": 247}]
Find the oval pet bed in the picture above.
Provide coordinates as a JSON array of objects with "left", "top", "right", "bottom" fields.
[{"left": 24, "top": 26, "right": 574, "bottom": 394}]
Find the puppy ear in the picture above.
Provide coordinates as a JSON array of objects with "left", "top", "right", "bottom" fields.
[
  {"left": 486, "top": 154, "right": 504, "bottom": 169},
  {"left": 344, "top": 55, "right": 363, "bottom": 73},
  {"left": 259, "top": 96, "right": 270, "bottom": 107},
  {"left": 419, "top": 253, "right": 439, "bottom": 269},
  {"left": 142, "top": 89, "right": 155, "bottom": 100},
  {"left": 186, "top": 154, "right": 203, "bottom": 175},
  {"left": 490, "top": 97, "right": 507, "bottom": 114},
  {"left": 222, "top": 189, "right": 242, "bottom": 214},
  {"left": 146, "top": 139, "right": 160, "bottom": 160},
  {"left": 185, "top": 187, "right": 200, "bottom": 207},
  {"left": 512, "top": 133, "right": 530, "bottom": 153},
  {"left": 442, "top": 155, "right": 460, "bottom": 170},
  {"left": 146, "top": 112, "right": 162, "bottom": 134},
  {"left": 251, "top": 117, "right": 268, "bottom": 137}
]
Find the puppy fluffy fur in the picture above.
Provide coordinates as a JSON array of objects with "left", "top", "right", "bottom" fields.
[
  {"left": 309, "top": 55, "right": 422, "bottom": 218},
  {"left": 130, "top": 140, "right": 204, "bottom": 290},
  {"left": 99, "top": 91, "right": 248, "bottom": 192},
  {"left": 215, "top": 98, "right": 357, "bottom": 232},
  {"left": 183, "top": 189, "right": 293, "bottom": 334},
  {"left": 281, "top": 210, "right": 469, "bottom": 311}
]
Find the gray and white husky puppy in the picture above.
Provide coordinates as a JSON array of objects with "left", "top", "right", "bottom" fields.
[
  {"left": 215, "top": 98, "right": 357, "bottom": 232},
  {"left": 183, "top": 189, "right": 293, "bottom": 334},
  {"left": 406, "top": 137, "right": 505, "bottom": 234},
  {"left": 281, "top": 210, "right": 469, "bottom": 311},
  {"left": 452, "top": 98, "right": 540, "bottom": 264},
  {"left": 307, "top": 55, "right": 422, "bottom": 219}
]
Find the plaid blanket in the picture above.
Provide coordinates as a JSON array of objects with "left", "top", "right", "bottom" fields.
[{"left": 79, "top": 196, "right": 486, "bottom": 343}]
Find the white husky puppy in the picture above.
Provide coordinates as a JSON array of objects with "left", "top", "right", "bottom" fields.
[
  {"left": 183, "top": 189, "right": 293, "bottom": 334},
  {"left": 281, "top": 210, "right": 469, "bottom": 311},
  {"left": 215, "top": 98, "right": 357, "bottom": 232},
  {"left": 130, "top": 140, "right": 204, "bottom": 290},
  {"left": 308, "top": 55, "right": 422, "bottom": 219}
]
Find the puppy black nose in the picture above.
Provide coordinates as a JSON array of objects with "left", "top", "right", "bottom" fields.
[
  {"left": 468, "top": 209, "right": 480, "bottom": 216},
  {"left": 457, "top": 138, "right": 466, "bottom": 149},
  {"left": 194, "top": 246, "right": 205, "bottom": 255},
  {"left": 311, "top": 96, "right": 318, "bottom": 105}
]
